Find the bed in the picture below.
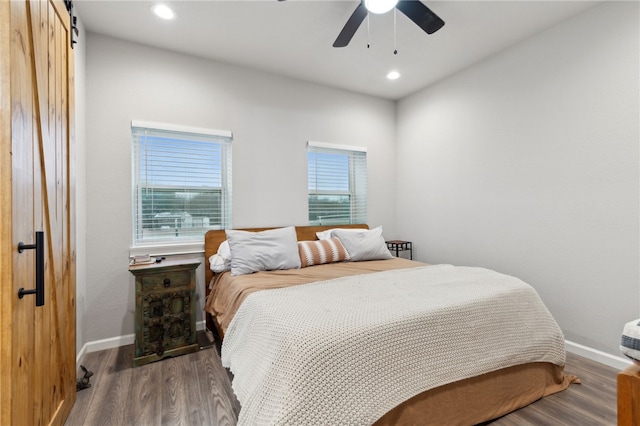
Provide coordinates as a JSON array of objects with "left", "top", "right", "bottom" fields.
[{"left": 204, "top": 224, "right": 578, "bottom": 426}]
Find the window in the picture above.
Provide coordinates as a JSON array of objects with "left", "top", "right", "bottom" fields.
[
  {"left": 307, "top": 141, "right": 367, "bottom": 225},
  {"left": 131, "top": 121, "right": 232, "bottom": 246}
]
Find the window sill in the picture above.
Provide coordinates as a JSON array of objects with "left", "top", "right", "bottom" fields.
[{"left": 129, "top": 241, "right": 205, "bottom": 258}]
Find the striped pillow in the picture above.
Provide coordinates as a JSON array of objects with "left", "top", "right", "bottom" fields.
[{"left": 298, "top": 237, "right": 351, "bottom": 268}]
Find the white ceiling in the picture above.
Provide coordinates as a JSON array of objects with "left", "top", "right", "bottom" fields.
[{"left": 75, "top": 0, "right": 601, "bottom": 100}]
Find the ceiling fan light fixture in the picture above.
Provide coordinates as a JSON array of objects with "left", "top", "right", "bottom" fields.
[
  {"left": 151, "top": 4, "right": 176, "bottom": 20},
  {"left": 364, "top": 0, "right": 398, "bottom": 15},
  {"left": 386, "top": 70, "right": 401, "bottom": 80}
]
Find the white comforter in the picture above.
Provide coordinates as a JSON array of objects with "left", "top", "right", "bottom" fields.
[{"left": 221, "top": 264, "right": 566, "bottom": 426}]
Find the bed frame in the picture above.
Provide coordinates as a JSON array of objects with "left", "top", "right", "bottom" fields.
[{"left": 204, "top": 224, "right": 368, "bottom": 336}]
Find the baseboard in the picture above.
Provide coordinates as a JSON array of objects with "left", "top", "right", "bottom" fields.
[
  {"left": 565, "top": 339, "right": 632, "bottom": 370},
  {"left": 85, "top": 332, "right": 135, "bottom": 354},
  {"left": 79, "top": 320, "right": 207, "bottom": 357},
  {"left": 76, "top": 342, "right": 88, "bottom": 372},
  {"left": 194, "top": 320, "right": 206, "bottom": 332},
  {"left": 76, "top": 327, "right": 631, "bottom": 372}
]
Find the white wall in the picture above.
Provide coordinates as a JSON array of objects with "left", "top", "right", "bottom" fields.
[
  {"left": 74, "top": 18, "right": 87, "bottom": 356},
  {"left": 396, "top": 1, "right": 639, "bottom": 355},
  {"left": 84, "top": 34, "right": 397, "bottom": 342}
]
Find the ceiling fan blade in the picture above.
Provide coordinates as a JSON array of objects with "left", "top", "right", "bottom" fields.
[
  {"left": 396, "top": 0, "right": 444, "bottom": 35},
  {"left": 333, "top": 3, "right": 368, "bottom": 48}
]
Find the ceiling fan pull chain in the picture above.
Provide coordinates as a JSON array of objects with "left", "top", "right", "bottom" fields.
[
  {"left": 393, "top": 8, "right": 398, "bottom": 55},
  {"left": 367, "top": 12, "right": 370, "bottom": 48}
]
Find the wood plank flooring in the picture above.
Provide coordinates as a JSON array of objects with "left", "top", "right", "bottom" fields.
[{"left": 65, "top": 335, "right": 619, "bottom": 426}]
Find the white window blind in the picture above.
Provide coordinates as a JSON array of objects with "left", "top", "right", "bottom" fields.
[
  {"left": 307, "top": 141, "right": 367, "bottom": 225},
  {"left": 132, "top": 122, "right": 232, "bottom": 246}
]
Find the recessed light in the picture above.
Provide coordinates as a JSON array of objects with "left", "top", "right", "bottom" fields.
[
  {"left": 152, "top": 4, "right": 176, "bottom": 20},
  {"left": 386, "top": 71, "right": 401, "bottom": 80}
]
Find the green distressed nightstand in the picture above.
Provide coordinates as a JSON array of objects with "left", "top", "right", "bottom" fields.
[{"left": 129, "top": 258, "right": 200, "bottom": 367}]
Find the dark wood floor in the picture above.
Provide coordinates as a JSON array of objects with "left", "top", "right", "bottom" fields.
[{"left": 65, "top": 334, "right": 619, "bottom": 426}]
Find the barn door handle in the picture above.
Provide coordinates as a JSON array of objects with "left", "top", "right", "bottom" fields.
[{"left": 17, "top": 231, "right": 44, "bottom": 307}]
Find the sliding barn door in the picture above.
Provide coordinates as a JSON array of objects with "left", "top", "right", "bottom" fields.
[{"left": 0, "top": 0, "right": 76, "bottom": 425}]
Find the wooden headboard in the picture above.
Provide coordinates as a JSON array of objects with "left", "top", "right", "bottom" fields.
[{"left": 204, "top": 224, "right": 369, "bottom": 285}]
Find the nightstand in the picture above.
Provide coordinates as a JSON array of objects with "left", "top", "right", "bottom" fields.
[
  {"left": 129, "top": 258, "right": 201, "bottom": 367},
  {"left": 386, "top": 240, "right": 413, "bottom": 260}
]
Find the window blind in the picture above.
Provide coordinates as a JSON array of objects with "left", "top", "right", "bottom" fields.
[
  {"left": 132, "top": 122, "right": 232, "bottom": 246},
  {"left": 307, "top": 141, "right": 367, "bottom": 225}
]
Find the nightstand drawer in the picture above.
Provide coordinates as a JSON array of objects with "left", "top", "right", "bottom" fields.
[{"left": 140, "top": 270, "right": 191, "bottom": 292}]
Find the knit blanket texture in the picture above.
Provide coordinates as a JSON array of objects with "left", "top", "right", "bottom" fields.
[{"left": 221, "top": 264, "right": 566, "bottom": 426}]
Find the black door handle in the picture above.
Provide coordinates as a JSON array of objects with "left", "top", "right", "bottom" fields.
[{"left": 18, "top": 231, "right": 44, "bottom": 306}]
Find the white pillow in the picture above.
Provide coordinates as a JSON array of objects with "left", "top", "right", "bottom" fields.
[
  {"left": 209, "top": 254, "right": 226, "bottom": 273},
  {"left": 316, "top": 227, "right": 364, "bottom": 240},
  {"left": 332, "top": 226, "right": 393, "bottom": 262},
  {"left": 226, "top": 226, "right": 301, "bottom": 276},
  {"left": 209, "top": 240, "right": 231, "bottom": 273}
]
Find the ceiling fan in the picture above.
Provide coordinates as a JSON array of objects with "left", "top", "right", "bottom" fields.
[{"left": 279, "top": 0, "right": 445, "bottom": 48}]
